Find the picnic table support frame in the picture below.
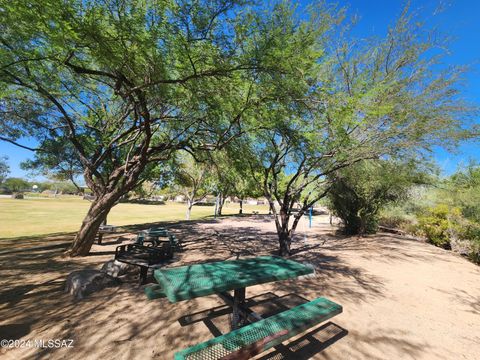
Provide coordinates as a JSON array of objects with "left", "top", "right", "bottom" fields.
[
  {"left": 218, "top": 289, "right": 263, "bottom": 330},
  {"left": 232, "top": 288, "right": 245, "bottom": 329},
  {"left": 139, "top": 266, "right": 148, "bottom": 284}
]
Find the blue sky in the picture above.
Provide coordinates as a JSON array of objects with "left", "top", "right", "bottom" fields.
[
  {"left": 1, "top": 0, "right": 479, "bottom": 180},
  {"left": 333, "top": 0, "right": 480, "bottom": 174}
]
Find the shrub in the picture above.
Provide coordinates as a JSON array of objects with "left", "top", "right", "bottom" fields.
[
  {"left": 379, "top": 214, "right": 406, "bottom": 229},
  {"left": 380, "top": 215, "right": 420, "bottom": 235},
  {"left": 417, "top": 204, "right": 461, "bottom": 249},
  {"left": 328, "top": 160, "right": 430, "bottom": 235},
  {"left": 459, "top": 223, "right": 480, "bottom": 264},
  {"left": 3, "top": 177, "right": 30, "bottom": 193},
  {"left": 469, "top": 240, "right": 480, "bottom": 264}
]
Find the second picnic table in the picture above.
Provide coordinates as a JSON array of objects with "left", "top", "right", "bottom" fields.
[{"left": 146, "top": 255, "right": 314, "bottom": 329}]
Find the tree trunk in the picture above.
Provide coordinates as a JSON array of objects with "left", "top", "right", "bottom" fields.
[
  {"left": 359, "top": 216, "right": 366, "bottom": 235},
  {"left": 277, "top": 206, "right": 292, "bottom": 256},
  {"left": 274, "top": 203, "right": 305, "bottom": 257},
  {"left": 239, "top": 199, "right": 243, "bottom": 214},
  {"left": 278, "top": 230, "right": 291, "bottom": 256},
  {"left": 186, "top": 200, "right": 193, "bottom": 220},
  {"left": 68, "top": 196, "right": 116, "bottom": 256},
  {"left": 217, "top": 194, "right": 226, "bottom": 216}
]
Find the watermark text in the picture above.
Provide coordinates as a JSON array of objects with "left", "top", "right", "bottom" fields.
[{"left": 1, "top": 339, "right": 74, "bottom": 349}]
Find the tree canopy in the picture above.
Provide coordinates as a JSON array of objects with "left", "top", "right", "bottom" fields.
[
  {"left": 242, "top": 4, "right": 475, "bottom": 255},
  {"left": 171, "top": 151, "right": 213, "bottom": 220},
  {"left": 0, "top": 1, "right": 476, "bottom": 256},
  {"left": 0, "top": 0, "right": 292, "bottom": 255}
]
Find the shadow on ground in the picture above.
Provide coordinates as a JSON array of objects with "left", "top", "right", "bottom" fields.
[{"left": 1, "top": 215, "right": 474, "bottom": 359}]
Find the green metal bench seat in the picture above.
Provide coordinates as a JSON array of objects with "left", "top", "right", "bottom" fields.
[
  {"left": 145, "top": 284, "right": 166, "bottom": 299},
  {"left": 174, "top": 297, "right": 342, "bottom": 360}
]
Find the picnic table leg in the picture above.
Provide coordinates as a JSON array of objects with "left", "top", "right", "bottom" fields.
[
  {"left": 97, "top": 233, "right": 103, "bottom": 245},
  {"left": 232, "top": 287, "right": 246, "bottom": 330},
  {"left": 139, "top": 266, "right": 148, "bottom": 284},
  {"left": 218, "top": 291, "right": 262, "bottom": 326}
]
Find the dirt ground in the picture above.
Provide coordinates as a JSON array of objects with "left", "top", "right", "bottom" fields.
[{"left": 1, "top": 215, "right": 479, "bottom": 360}]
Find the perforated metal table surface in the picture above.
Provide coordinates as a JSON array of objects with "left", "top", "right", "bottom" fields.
[{"left": 153, "top": 255, "right": 314, "bottom": 303}]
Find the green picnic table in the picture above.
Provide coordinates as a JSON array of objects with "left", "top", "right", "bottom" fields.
[
  {"left": 148, "top": 255, "right": 314, "bottom": 329},
  {"left": 146, "top": 256, "right": 344, "bottom": 359}
]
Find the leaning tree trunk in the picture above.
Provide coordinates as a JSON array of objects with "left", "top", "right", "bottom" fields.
[{"left": 68, "top": 195, "right": 118, "bottom": 256}]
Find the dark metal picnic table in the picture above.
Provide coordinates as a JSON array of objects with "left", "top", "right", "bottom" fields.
[
  {"left": 152, "top": 255, "right": 314, "bottom": 329},
  {"left": 96, "top": 224, "right": 117, "bottom": 245},
  {"left": 137, "top": 227, "right": 181, "bottom": 250}
]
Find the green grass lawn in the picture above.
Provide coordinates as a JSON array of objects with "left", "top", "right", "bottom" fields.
[{"left": 0, "top": 196, "right": 268, "bottom": 239}]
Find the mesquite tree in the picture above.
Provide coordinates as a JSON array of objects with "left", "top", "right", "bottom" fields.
[
  {"left": 208, "top": 148, "right": 261, "bottom": 216},
  {"left": 246, "top": 4, "right": 474, "bottom": 256},
  {"left": 248, "top": 124, "right": 373, "bottom": 256},
  {"left": 0, "top": 0, "right": 273, "bottom": 256},
  {"left": 211, "top": 156, "right": 237, "bottom": 216},
  {"left": 171, "top": 152, "right": 213, "bottom": 220}
]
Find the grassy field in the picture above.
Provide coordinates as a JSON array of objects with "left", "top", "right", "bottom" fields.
[{"left": 0, "top": 196, "right": 268, "bottom": 239}]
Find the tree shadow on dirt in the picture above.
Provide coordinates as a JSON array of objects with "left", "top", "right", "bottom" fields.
[
  {"left": 0, "top": 215, "right": 455, "bottom": 359},
  {"left": 173, "top": 290, "right": 431, "bottom": 360}
]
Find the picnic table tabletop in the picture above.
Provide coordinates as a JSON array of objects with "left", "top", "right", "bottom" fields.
[
  {"left": 139, "top": 228, "right": 171, "bottom": 238},
  {"left": 153, "top": 255, "right": 314, "bottom": 303}
]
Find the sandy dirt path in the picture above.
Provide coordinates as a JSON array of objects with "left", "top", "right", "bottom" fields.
[{"left": 1, "top": 215, "right": 479, "bottom": 359}]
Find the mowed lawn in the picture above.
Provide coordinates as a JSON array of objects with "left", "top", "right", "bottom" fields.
[{"left": 0, "top": 196, "right": 268, "bottom": 239}]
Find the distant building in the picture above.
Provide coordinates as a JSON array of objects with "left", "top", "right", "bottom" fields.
[{"left": 174, "top": 195, "right": 185, "bottom": 202}]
